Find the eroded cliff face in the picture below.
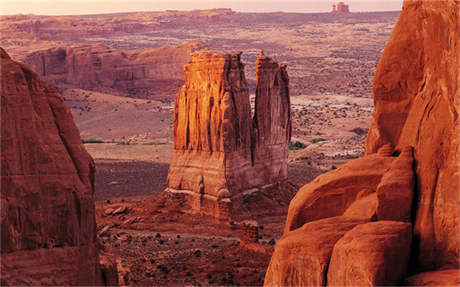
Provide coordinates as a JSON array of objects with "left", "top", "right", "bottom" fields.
[
  {"left": 365, "top": 0, "right": 459, "bottom": 270},
  {"left": 264, "top": 0, "right": 459, "bottom": 285},
  {"left": 167, "top": 51, "right": 291, "bottom": 220},
  {"left": 22, "top": 41, "right": 209, "bottom": 99},
  {"left": 0, "top": 48, "right": 116, "bottom": 285}
]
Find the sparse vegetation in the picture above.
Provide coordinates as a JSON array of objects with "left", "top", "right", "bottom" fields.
[
  {"left": 117, "top": 141, "right": 138, "bottom": 145},
  {"left": 289, "top": 140, "right": 306, "bottom": 150},
  {"left": 312, "top": 138, "right": 327, "bottom": 143},
  {"left": 82, "top": 138, "right": 104, "bottom": 144},
  {"left": 143, "top": 142, "right": 168, "bottom": 145}
]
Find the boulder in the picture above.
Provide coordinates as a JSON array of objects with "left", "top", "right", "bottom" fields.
[
  {"left": 403, "top": 269, "right": 460, "bottom": 286},
  {"left": 285, "top": 150, "right": 395, "bottom": 233},
  {"left": 328, "top": 221, "right": 412, "bottom": 286},
  {"left": 264, "top": 216, "right": 366, "bottom": 287},
  {"left": 376, "top": 146, "right": 414, "bottom": 222}
]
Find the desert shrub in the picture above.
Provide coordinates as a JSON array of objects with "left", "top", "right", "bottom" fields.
[
  {"left": 82, "top": 138, "right": 103, "bottom": 144},
  {"left": 289, "top": 141, "right": 305, "bottom": 150},
  {"left": 194, "top": 250, "right": 201, "bottom": 258},
  {"left": 143, "top": 142, "right": 168, "bottom": 145},
  {"left": 350, "top": 127, "right": 367, "bottom": 136},
  {"left": 312, "top": 138, "right": 326, "bottom": 143},
  {"left": 155, "top": 233, "right": 161, "bottom": 238},
  {"left": 268, "top": 238, "right": 276, "bottom": 246}
]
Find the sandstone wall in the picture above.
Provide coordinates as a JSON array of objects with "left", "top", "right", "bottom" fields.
[
  {"left": 0, "top": 47, "right": 115, "bottom": 285},
  {"left": 22, "top": 41, "right": 209, "bottom": 99},
  {"left": 167, "top": 50, "right": 291, "bottom": 220},
  {"left": 365, "top": 0, "right": 459, "bottom": 270},
  {"left": 264, "top": 0, "right": 459, "bottom": 285}
]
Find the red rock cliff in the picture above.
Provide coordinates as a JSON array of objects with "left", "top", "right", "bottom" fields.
[
  {"left": 22, "top": 41, "right": 209, "bottom": 99},
  {"left": 167, "top": 51, "right": 291, "bottom": 220},
  {"left": 0, "top": 48, "right": 115, "bottom": 285},
  {"left": 264, "top": 0, "right": 459, "bottom": 286},
  {"left": 365, "top": 0, "right": 459, "bottom": 271}
]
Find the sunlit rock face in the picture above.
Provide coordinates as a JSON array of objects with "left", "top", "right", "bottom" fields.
[
  {"left": 264, "top": 0, "right": 459, "bottom": 286},
  {"left": 0, "top": 47, "right": 116, "bottom": 286},
  {"left": 23, "top": 41, "right": 210, "bottom": 99},
  {"left": 167, "top": 50, "right": 291, "bottom": 220},
  {"left": 365, "top": 0, "right": 459, "bottom": 271}
]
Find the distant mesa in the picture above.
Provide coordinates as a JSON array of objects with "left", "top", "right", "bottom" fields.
[
  {"left": 332, "top": 2, "right": 350, "bottom": 13},
  {"left": 166, "top": 50, "right": 291, "bottom": 221},
  {"left": 21, "top": 40, "right": 210, "bottom": 99}
]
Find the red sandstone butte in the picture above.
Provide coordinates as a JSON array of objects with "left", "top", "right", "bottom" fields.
[
  {"left": 264, "top": 0, "right": 459, "bottom": 286},
  {"left": 167, "top": 50, "right": 291, "bottom": 220},
  {"left": 22, "top": 41, "right": 209, "bottom": 98},
  {"left": 0, "top": 47, "right": 117, "bottom": 286}
]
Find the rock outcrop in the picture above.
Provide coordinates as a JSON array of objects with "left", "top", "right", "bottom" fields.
[
  {"left": 167, "top": 50, "right": 291, "bottom": 220},
  {"left": 365, "top": 0, "right": 459, "bottom": 270},
  {"left": 332, "top": 2, "right": 350, "bottom": 13},
  {"left": 0, "top": 48, "right": 116, "bottom": 285},
  {"left": 22, "top": 41, "right": 209, "bottom": 99},
  {"left": 328, "top": 221, "right": 412, "bottom": 286},
  {"left": 264, "top": 0, "right": 459, "bottom": 285}
]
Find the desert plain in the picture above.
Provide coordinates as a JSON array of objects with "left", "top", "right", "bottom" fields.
[{"left": 1, "top": 8, "right": 401, "bottom": 286}]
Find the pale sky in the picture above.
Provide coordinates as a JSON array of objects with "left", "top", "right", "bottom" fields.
[{"left": 1, "top": 0, "right": 403, "bottom": 16}]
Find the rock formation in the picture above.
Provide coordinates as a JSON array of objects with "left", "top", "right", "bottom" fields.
[
  {"left": 265, "top": 0, "right": 459, "bottom": 285},
  {"left": 332, "top": 2, "right": 350, "bottom": 13},
  {"left": 167, "top": 50, "right": 291, "bottom": 220},
  {"left": 365, "top": 0, "right": 459, "bottom": 270},
  {"left": 0, "top": 48, "right": 116, "bottom": 285},
  {"left": 22, "top": 41, "right": 209, "bottom": 99}
]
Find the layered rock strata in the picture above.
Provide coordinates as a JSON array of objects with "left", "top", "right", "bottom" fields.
[
  {"left": 264, "top": 0, "right": 459, "bottom": 285},
  {"left": 167, "top": 50, "right": 291, "bottom": 220},
  {"left": 22, "top": 41, "right": 209, "bottom": 99},
  {"left": 0, "top": 48, "right": 116, "bottom": 285}
]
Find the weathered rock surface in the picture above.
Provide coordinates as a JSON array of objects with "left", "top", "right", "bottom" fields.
[
  {"left": 403, "top": 269, "right": 460, "bottom": 286},
  {"left": 328, "top": 221, "right": 412, "bottom": 286},
  {"left": 22, "top": 41, "right": 209, "bottom": 99},
  {"left": 264, "top": 217, "right": 365, "bottom": 287},
  {"left": 167, "top": 50, "right": 291, "bottom": 220},
  {"left": 284, "top": 148, "right": 395, "bottom": 233},
  {"left": 365, "top": 0, "right": 459, "bottom": 270},
  {"left": 376, "top": 146, "right": 414, "bottom": 222},
  {"left": 265, "top": 0, "right": 458, "bottom": 285},
  {"left": 0, "top": 48, "right": 116, "bottom": 285}
]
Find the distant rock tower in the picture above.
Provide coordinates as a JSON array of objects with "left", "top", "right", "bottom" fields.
[
  {"left": 166, "top": 50, "right": 291, "bottom": 221},
  {"left": 332, "top": 2, "right": 350, "bottom": 13}
]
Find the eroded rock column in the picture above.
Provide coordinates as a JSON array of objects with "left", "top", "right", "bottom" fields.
[{"left": 167, "top": 50, "right": 291, "bottom": 220}]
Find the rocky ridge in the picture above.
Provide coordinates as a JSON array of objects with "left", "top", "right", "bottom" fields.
[{"left": 22, "top": 41, "right": 210, "bottom": 99}]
